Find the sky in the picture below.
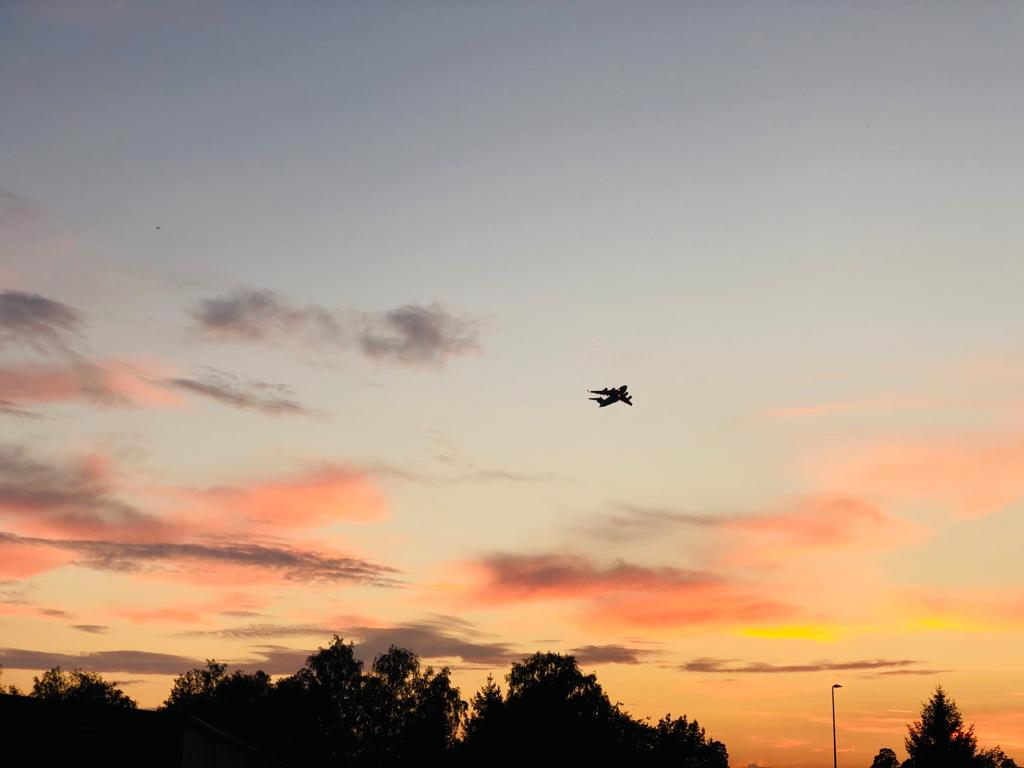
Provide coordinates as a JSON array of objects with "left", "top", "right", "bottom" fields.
[{"left": 2, "top": 1, "right": 1024, "bottom": 765}]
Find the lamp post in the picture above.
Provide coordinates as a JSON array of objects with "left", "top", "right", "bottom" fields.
[{"left": 832, "top": 683, "right": 843, "bottom": 768}]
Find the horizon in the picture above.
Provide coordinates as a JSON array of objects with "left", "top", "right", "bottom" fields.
[{"left": 2, "top": 2, "right": 1024, "bottom": 766}]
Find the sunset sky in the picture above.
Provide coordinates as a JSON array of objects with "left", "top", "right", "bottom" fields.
[{"left": 3, "top": 2, "right": 1024, "bottom": 766}]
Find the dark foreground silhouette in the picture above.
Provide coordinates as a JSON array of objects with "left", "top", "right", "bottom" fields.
[
  {"left": 0, "top": 639, "right": 727, "bottom": 768},
  {"left": 869, "top": 686, "right": 1017, "bottom": 768}
]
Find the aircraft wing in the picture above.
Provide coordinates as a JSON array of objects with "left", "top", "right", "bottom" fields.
[{"left": 589, "top": 388, "right": 612, "bottom": 395}]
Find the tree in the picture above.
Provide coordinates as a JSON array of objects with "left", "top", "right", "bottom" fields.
[
  {"left": 501, "top": 652, "right": 631, "bottom": 763},
  {"left": 358, "top": 645, "right": 466, "bottom": 767},
  {"left": 905, "top": 686, "right": 978, "bottom": 768},
  {"left": 162, "top": 659, "right": 228, "bottom": 714},
  {"left": 977, "top": 747, "right": 1018, "bottom": 768},
  {"left": 30, "top": 667, "right": 136, "bottom": 709},
  {"left": 652, "top": 713, "right": 729, "bottom": 768},
  {"left": 872, "top": 747, "right": 902, "bottom": 768},
  {"left": 463, "top": 674, "right": 505, "bottom": 756}
]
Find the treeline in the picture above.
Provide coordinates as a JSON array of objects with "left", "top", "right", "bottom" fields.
[
  {"left": 3, "top": 637, "right": 728, "bottom": 768},
  {"left": 870, "top": 686, "right": 1018, "bottom": 768}
]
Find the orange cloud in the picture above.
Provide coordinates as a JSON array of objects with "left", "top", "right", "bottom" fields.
[
  {"left": 819, "top": 435, "right": 1024, "bottom": 517},
  {"left": 0, "top": 539, "right": 73, "bottom": 577},
  {"left": 0, "top": 446, "right": 178, "bottom": 541},
  {"left": 2, "top": 445, "right": 393, "bottom": 586},
  {"left": 455, "top": 553, "right": 798, "bottom": 632},
  {"left": 462, "top": 553, "right": 717, "bottom": 604},
  {"left": 171, "top": 464, "right": 387, "bottom": 533},
  {"left": 722, "top": 495, "right": 925, "bottom": 566},
  {"left": 582, "top": 587, "right": 797, "bottom": 632}
]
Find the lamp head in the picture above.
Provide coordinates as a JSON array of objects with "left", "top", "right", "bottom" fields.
[{"left": 833, "top": 684, "right": 843, "bottom": 689}]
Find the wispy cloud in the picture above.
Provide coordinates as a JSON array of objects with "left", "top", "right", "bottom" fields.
[
  {"left": 164, "top": 368, "right": 311, "bottom": 417},
  {"left": 0, "top": 291, "right": 83, "bottom": 354},
  {"left": 191, "top": 289, "right": 339, "bottom": 344},
  {"left": 0, "top": 399, "right": 42, "bottom": 419},
  {"left": 183, "top": 614, "right": 516, "bottom": 665},
  {"left": 0, "top": 647, "right": 201, "bottom": 675},
  {"left": 820, "top": 433, "right": 1024, "bottom": 518},
  {"left": 358, "top": 304, "right": 480, "bottom": 367},
  {"left": 0, "top": 445, "right": 169, "bottom": 539},
  {"left": 0, "top": 531, "right": 401, "bottom": 586},
  {"left": 0, "top": 191, "right": 44, "bottom": 225},
  {"left": 569, "top": 644, "right": 662, "bottom": 665},
  {"left": 471, "top": 553, "right": 717, "bottom": 602},
  {"left": 37, "top": 607, "right": 69, "bottom": 618},
  {"left": 578, "top": 503, "right": 724, "bottom": 542},
  {"left": 179, "top": 463, "right": 387, "bottom": 531},
  {"left": 72, "top": 625, "right": 109, "bottom": 634},
  {"left": 0, "top": 360, "right": 180, "bottom": 411},
  {"left": 460, "top": 551, "right": 799, "bottom": 631},
  {"left": 579, "top": 496, "right": 922, "bottom": 562},
  {"left": 191, "top": 289, "right": 481, "bottom": 368}
]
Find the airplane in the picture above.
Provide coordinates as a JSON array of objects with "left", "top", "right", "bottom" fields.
[{"left": 589, "top": 385, "right": 632, "bottom": 407}]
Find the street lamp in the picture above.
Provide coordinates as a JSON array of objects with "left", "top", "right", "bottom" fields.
[{"left": 832, "top": 684, "right": 843, "bottom": 768}]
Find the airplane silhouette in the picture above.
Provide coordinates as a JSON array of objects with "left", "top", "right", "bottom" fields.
[{"left": 589, "top": 385, "right": 632, "bottom": 407}]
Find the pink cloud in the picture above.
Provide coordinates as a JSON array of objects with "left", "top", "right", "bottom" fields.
[
  {"left": 463, "top": 553, "right": 717, "bottom": 604},
  {"left": 191, "top": 466, "right": 385, "bottom": 532},
  {"left": 0, "top": 359, "right": 181, "bottom": 410},
  {"left": 455, "top": 552, "right": 798, "bottom": 631},
  {"left": 721, "top": 495, "right": 926, "bottom": 566},
  {"left": 819, "top": 435, "right": 1024, "bottom": 517},
  {"left": 0, "top": 539, "right": 73, "bottom": 577},
  {"left": 117, "top": 592, "right": 267, "bottom": 625},
  {"left": 1, "top": 446, "right": 393, "bottom": 585}
]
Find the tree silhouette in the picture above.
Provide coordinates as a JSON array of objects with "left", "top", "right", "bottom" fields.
[
  {"left": 162, "top": 659, "right": 228, "bottom": 713},
  {"left": 30, "top": 667, "right": 136, "bottom": 709},
  {"left": 461, "top": 651, "right": 728, "bottom": 768},
  {"left": 977, "top": 747, "right": 1019, "bottom": 768},
  {"left": 282, "top": 635, "right": 365, "bottom": 764},
  {"left": 163, "top": 660, "right": 278, "bottom": 755},
  {"left": 872, "top": 747, "right": 902, "bottom": 768},
  {"left": 652, "top": 713, "right": 729, "bottom": 768},
  {"left": 45, "top": 639, "right": 728, "bottom": 767},
  {"left": 463, "top": 673, "right": 505, "bottom": 757},
  {"left": 358, "top": 645, "right": 466, "bottom": 767},
  {"left": 905, "top": 686, "right": 978, "bottom": 768}
]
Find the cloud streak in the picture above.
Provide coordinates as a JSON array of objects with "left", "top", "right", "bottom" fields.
[
  {"left": 568, "top": 644, "right": 662, "bottom": 665},
  {"left": 472, "top": 553, "right": 717, "bottom": 602},
  {"left": 191, "top": 289, "right": 481, "bottom": 368},
  {"left": 358, "top": 304, "right": 480, "bottom": 367},
  {"left": 0, "top": 531, "right": 400, "bottom": 586},
  {"left": 72, "top": 625, "right": 110, "bottom": 634},
  {"left": 191, "top": 289, "right": 339, "bottom": 343},
  {"left": 184, "top": 614, "right": 516, "bottom": 665},
  {"left": 164, "top": 368, "right": 310, "bottom": 416},
  {"left": 0, "top": 360, "right": 180, "bottom": 411},
  {"left": 0, "top": 647, "right": 202, "bottom": 675},
  {"left": 0, "top": 291, "right": 83, "bottom": 354},
  {"left": 0, "top": 445, "right": 168, "bottom": 539}
]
